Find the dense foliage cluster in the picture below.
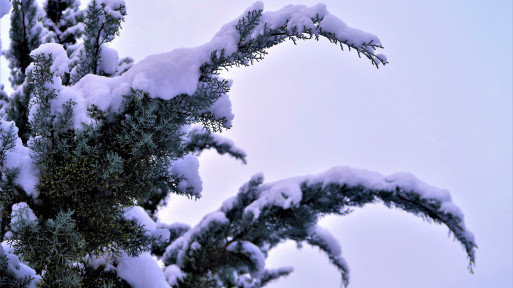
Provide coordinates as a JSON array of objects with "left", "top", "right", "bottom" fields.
[{"left": 0, "top": 1, "right": 475, "bottom": 287}]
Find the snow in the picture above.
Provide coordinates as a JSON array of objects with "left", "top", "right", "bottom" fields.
[
  {"left": 221, "top": 196, "right": 238, "bottom": 212},
  {"left": 98, "top": 44, "right": 119, "bottom": 74},
  {"left": 242, "top": 166, "right": 475, "bottom": 253},
  {"left": 29, "top": 21, "right": 45, "bottom": 42},
  {"left": 244, "top": 177, "right": 303, "bottom": 219},
  {"left": 308, "top": 225, "right": 349, "bottom": 277},
  {"left": 30, "top": 43, "right": 70, "bottom": 77},
  {"left": 88, "top": 0, "right": 126, "bottom": 20},
  {"left": 60, "top": 74, "right": 131, "bottom": 129},
  {"left": 10, "top": 202, "right": 37, "bottom": 225},
  {"left": 42, "top": 2, "right": 383, "bottom": 130},
  {"left": 0, "top": 0, "right": 10, "bottom": 53},
  {"left": 123, "top": 206, "right": 171, "bottom": 242},
  {"left": 320, "top": 13, "right": 379, "bottom": 47},
  {"left": 255, "top": 3, "right": 325, "bottom": 34},
  {"left": 209, "top": 93, "right": 234, "bottom": 128},
  {"left": 122, "top": 48, "right": 202, "bottom": 100},
  {"left": 164, "top": 211, "right": 228, "bottom": 266},
  {"left": 189, "top": 125, "right": 245, "bottom": 157},
  {"left": 169, "top": 155, "right": 203, "bottom": 197},
  {"left": 308, "top": 225, "right": 342, "bottom": 257},
  {"left": 164, "top": 265, "right": 186, "bottom": 287},
  {"left": 164, "top": 222, "right": 191, "bottom": 232},
  {"left": 1, "top": 243, "right": 40, "bottom": 287},
  {"left": 84, "top": 253, "right": 114, "bottom": 270},
  {"left": 227, "top": 241, "right": 266, "bottom": 277},
  {"left": 60, "top": 22, "right": 85, "bottom": 41},
  {"left": 222, "top": 173, "right": 263, "bottom": 213},
  {"left": 116, "top": 252, "right": 170, "bottom": 288},
  {"left": 249, "top": 3, "right": 382, "bottom": 54},
  {"left": 303, "top": 167, "right": 465, "bottom": 220},
  {"left": 251, "top": 166, "right": 458, "bottom": 215},
  {"left": 1, "top": 120, "right": 39, "bottom": 197}
]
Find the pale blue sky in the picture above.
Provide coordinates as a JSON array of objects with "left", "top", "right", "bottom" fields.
[{"left": 1, "top": 1, "right": 512, "bottom": 287}]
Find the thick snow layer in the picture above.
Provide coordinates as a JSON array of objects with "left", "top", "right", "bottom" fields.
[
  {"left": 10, "top": 202, "right": 37, "bottom": 227},
  {"left": 117, "top": 252, "right": 170, "bottom": 288},
  {"left": 169, "top": 155, "right": 203, "bottom": 197},
  {"left": 1, "top": 120, "right": 39, "bottom": 197},
  {"left": 61, "top": 22, "right": 85, "bottom": 41},
  {"left": 243, "top": 166, "right": 476, "bottom": 253},
  {"left": 99, "top": 44, "right": 119, "bottom": 74},
  {"left": 1, "top": 243, "right": 40, "bottom": 287},
  {"left": 30, "top": 43, "right": 70, "bottom": 77},
  {"left": 209, "top": 93, "right": 234, "bottom": 128},
  {"left": 221, "top": 196, "right": 238, "bottom": 212},
  {"left": 123, "top": 206, "right": 171, "bottom": 241},
  {"left": 124, "top": 206, "right": 157, "bottom": 231},
  {"left": 60, "top": 74, "right": 131, "bottom": 129},
  {"left": 164, "top": 265, "right": 186, "bottom": 287},
  {"left": 305, "top": 167, "right": 464, "bottom": 218},
  {"left": 46, "top": 2, "right": 383, "bottom": 130},
  {"left": 246, "top": 166, "right": 461, "bottom": 219}
]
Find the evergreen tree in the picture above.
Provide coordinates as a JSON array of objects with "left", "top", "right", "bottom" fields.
[
  {"left": 0, "top": 1, "right": 476, "bottom": 287},
  {"left": 4, "top": 0, "right": 45, "bottom": 144},
  {"left": 42, "top": 0, "right": 84, "bottom": 49}
]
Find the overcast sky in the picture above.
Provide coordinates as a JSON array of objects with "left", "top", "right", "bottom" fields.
[{"left": 1, "top": 0, "right": 512, "bottom": 287}]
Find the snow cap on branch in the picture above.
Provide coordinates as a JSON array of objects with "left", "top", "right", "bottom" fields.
[
  {"left": 116, "top": 252, "right": 169, "bottom": 288},
  {"left": 123, "top": 206, "right": 171, "bottom": 242},
  {"left": 30, "top": 43, "right": 70, "bottom": 77},
  {"left": 0, "top": 120, "right": 39, "bottom": 197},
  {"left": 48, "top": 2, "right": 385, "bottom": 129},
  {"left": 244, "top": 166, "right": 476, "bottom": 263},
  {"left": 87, "top": 0, "right": 126, "bottom": 20},
  {"left": 1, "top": 243, "right": 41, "bottom": 287},
  {"left": 11, "top": 202, "right": 37, "bottom": 225},
  {"left": 169, "top": 155, "right": 203, "bottom": 197},
  {"left": 164, "top": 265, "right": 186, "bottom": 287},
  {"left": 98, "top": 44, "right": 119, "bottom": 74}
]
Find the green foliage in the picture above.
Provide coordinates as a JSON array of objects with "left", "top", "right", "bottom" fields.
[
  {"left": 43, "top": 0, "right": 84, "bottom": 48},
  {"left": 4, "top": 0, "right": 46, "bottom": 143},
  {"left": 7, "top": 0, "right": 44, "bottom": 88},
  {"left": 184, "top": 128, "right": 247, "bottom": 164},
  {"left": 9, "top": 209, "right": 83, "bottom": 287},
  {"left": 70, "top": 0, "right": 126, "bottom": 82},
  {"left": 162, "top": 169, "right": 477, "bottom": 287},
  {"left": 0, "top": 1, "right": 473, "bottom": 287},
  {"left": 0, "top": 85, "right": 9, "bottom": 112},
  {"left": 80, "top": 265, "right": 131, "bottom": 288},
  {"left": 0, "top": 123, "right": 31, "bottom": 239},
  {"left": 5, "top": 85, "right": 32, "bottom": 144}
]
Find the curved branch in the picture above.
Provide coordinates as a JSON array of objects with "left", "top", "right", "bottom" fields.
[{"left": 163, "top": 167, "right": 476, "bottom": 287}]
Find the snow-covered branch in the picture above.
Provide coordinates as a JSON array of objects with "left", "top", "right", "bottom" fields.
[
  {"left": 162, "top": 167, "right": 476, "bottom": 287},
  {"left": 184, "top": 125, "right": 247, "bottom": 164}
]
